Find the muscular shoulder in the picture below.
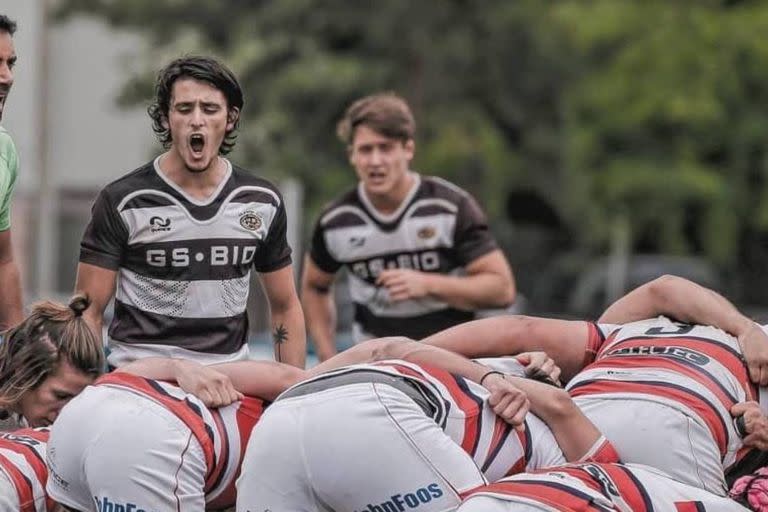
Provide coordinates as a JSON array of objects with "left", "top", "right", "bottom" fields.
[
  {"left": 417, "top": 175, "right": 476, "bottom": 205},
  {"left": 230, "top": 165, "right": 280, "bottom": 190},
  {"left": 228, "top": 165, "right": 284, "bottom": 206},
  {"left": 98, "top": 161, "right": 159, "bottom": 205},
  {"left": 315, "top": 185, "right": 363, "bottom": 229}
]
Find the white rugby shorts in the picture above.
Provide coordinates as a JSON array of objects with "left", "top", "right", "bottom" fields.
[
  {"left": 46, "top": 385, "right": 207, "bottom": 511},
  {"left": 574, "top": 397, "right": 726, "bottom": 495},
  {"left": 236, "top": 382, "right": 487, "bottom": 512}
]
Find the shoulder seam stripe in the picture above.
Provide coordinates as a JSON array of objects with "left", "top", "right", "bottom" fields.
[{"left": 117, "top": 186, "right": 280, "bottom": 226}]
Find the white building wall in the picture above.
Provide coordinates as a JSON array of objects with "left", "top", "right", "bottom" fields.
[
  {"left": 3, "top": 1, "right": 157, "bottom": 296},
  {"left": 46, "top": 16, "right": 156, "bottom": 188},
  {"left": 3, "top": 0, "right": 45, "bottom": 192}
]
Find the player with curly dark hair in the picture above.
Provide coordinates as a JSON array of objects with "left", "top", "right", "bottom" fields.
[{"left": 75, "top": 55, "right": 305, "bottom": 370}]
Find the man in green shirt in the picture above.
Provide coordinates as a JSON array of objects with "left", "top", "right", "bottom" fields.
[{"left": 0, "top": 15, "right": 23, "bottom": 329}]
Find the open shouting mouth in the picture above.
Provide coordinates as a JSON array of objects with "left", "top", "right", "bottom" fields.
[{"left": 189, "top": 133, "right": 205, "bottom": 155}]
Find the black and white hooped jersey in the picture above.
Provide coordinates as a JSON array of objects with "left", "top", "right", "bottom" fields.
[
  {"left": 310, "top": 174, "right": 498, "bottom": 340},
  {"left": 462, "top": 462, "right": 749, "bottom": 511},
  {"left": 79, "top": 158, "right": 291, "bottom": 364},
  {"left": 286, "top": 358, "right": 565, "bottom": 481}
]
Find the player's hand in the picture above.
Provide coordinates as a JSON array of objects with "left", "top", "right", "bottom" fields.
[
  {"left": 738, "top": 323, "right": 768, "bottom": 386},
  {"left": 174, "top": 360, "right": 243, "bottom": 408},
  {"left": 376, "top": 269, "right": 431, "bottom": 302},
  {"left": 732, "top": 401, "right": 768, "bottom": 450},
  {"left": 516, "top": 351, "right": 562, "bottom": 386},
  {"left": 482, "top": 372, "right": 530, "bottom": 430}
]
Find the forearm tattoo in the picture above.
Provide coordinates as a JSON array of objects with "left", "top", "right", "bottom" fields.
[{"left": 273, "top": 323, "right": 288, "bottom": 361}]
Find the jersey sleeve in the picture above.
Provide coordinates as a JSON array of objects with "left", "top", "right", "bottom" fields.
[
  {"left": 583, "top": 322, "right": 620, "bottom": 365},
  {"left": 79, "top": 189, "right": 129, "bottom": 270},
  {"left": 308, "top": 215, "right": 342, "bottom": 274},
  {"left": 0, "top": 131, "right": 19, "bottom": 232},
  {"left": 453, "top": 192, "right": 499, "bottom": 265},
  {"left": 253, "top": 195, "right": 292, "bottom": 273}
]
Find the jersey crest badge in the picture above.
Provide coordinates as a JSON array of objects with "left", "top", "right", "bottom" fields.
[
  {"left": 240, "top": 211, "right": 262, "bottom": 231},
  {"left": 417, "top": 226, "right": 436, "bottom": 240}
]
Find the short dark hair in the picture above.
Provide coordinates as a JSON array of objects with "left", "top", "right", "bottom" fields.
[
  {"left": 147, "top": 55, "right": 244, "bottom": 155},
  {"left": 337, "top": 92, "right": 416, "bottom": 146},
  {"left": 0, "top": 15, "right": 17, "bottom": 36}
]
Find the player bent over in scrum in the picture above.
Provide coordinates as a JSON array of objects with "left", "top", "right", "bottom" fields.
[
  {"left": 0, "top": 295, "right": 104, "bottom": 512},
  {"left": 456, "top": 463, "right": 750, "bottom": 512},
  {"left": 46, "top": 360, "right": 304, "bottom": 512},
  {"left": 236, "top": 339, "right": 618, "bottom": 512},
  {"left": 0, "top": 295, "right": 103, "bottom": 430},
  {"left": 0, "top": 294, "right": 226, "bottom": 511},
  {"left": 423, "top": 275, "right": 768, "bottom": 496},
  {"left": 0, "top": 292, "right": 258, "bottom": 511}
]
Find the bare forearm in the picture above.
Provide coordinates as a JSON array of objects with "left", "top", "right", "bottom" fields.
[
  {"left": 372, "top": 337, "right": 490, "bottom": 383},
  {"left": 307, "top": 339, "right": 382, "bottom": 376},
  {"left": 120, "top": 358, "right": 306, "bottom": 401},
  {"left": 422, "top": 316, "right": 591, "bottom": 382},
  {"left": 271, "top": 300, "right": 306, "bottom": 369},
  {"left": 118, "top": 357, "right": 183, "bottom": 380},
  {"left": 302, "top": 288, "right": 338, "bottom": 361},
  {"left": 507, "top": 376, "right": 601, "bottom": 461},
  {"left": 600, "top": 275, "right": 752, "bottom": 336},
  {"left": 425, "top": 272, "right": 514, "bottom": 310},
  {"left": 210, "top": 361, "right": 305, "bottom": 400},
  {"left": 422, "top": 316, "right": 529, "bottom": 356},
  {"left": 74, "top": 262, "right": 116, "bottom": 347},
  {"left": 0, "top": 259, "right": 22, "bottom": 329},
  {"left": 309, "top": 336, "right": 489, "bottom": 383},
  {"left": 83, "top": 308, "right": 105, "bottom": 345}
]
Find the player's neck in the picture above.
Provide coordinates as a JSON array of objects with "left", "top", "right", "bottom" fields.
[
  {"left": 157, "top": 151, "right": 228, "bottom": 201},
  {"left": 365, "top": 171, "right": 417, "bottom": 215}
]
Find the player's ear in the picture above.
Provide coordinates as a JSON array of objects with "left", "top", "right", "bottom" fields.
[
  {"left": 227, "top": 107, "right": 240, "bottom": 131},
  {"left": 403, "top": 138, "right": 415, "bottom": 161}
]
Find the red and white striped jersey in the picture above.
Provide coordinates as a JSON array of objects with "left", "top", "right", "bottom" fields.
[
  {"left": 95, "top": 372, "right": 266, "bottom": 508},
  {"left": 569, "top": 317, "right": 761, "bottom": 471},
  {"left": 461, "top": 463, "right": 749, "bottom": 511},
  {"left": 0, "top": 428, "right": 52, "bottom": 512},
  {"left": 293, "top": 359, "right": 565, "bottom": 482}
]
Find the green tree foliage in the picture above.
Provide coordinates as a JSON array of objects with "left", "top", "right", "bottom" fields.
[
  {"left": 55, "top": 0, "right": 564, "bottom": 225},
  {"left": 56, "top": 0, "right": 768, "bottom": 303},
  {"left": 557, "top": 0, "right": 768, "bottom": 268}
]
